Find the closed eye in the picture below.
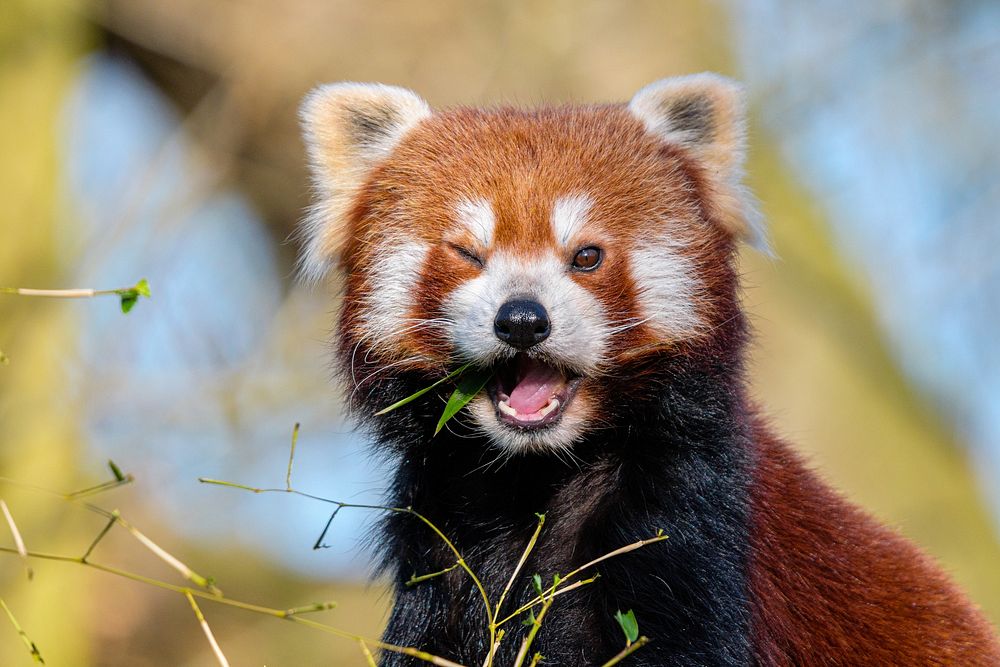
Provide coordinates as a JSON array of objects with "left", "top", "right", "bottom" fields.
[{"left": 449, "top": 242, "right": 485, "bottom": 268}]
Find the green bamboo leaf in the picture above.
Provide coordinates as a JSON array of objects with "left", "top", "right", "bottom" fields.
[
  {"left": 374, "top": 363, "right": 472, "bottom": 416},
  {"left": 108, "top": 460, "right": 126, "bottom": 482},
  {"left": 433, "top": 366, "right": 492, "bottom": 435},
  {"left": 613, "top": 609, "right": 639, "bottom": 644},
  {"left": 119, "top": 292, "right": 138, "bottom": 313},
  {"left": 117, "top": 278, "right": 151, "bottom": 314}
]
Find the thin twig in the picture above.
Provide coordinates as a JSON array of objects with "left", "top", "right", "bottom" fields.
[
  {"left": 0, "top": 477, "right": 69, "bottom": 498},
  {"left": 85, "top": 505, "right": 221, "bottom": 595},
  {"left": 0, "top": 471, "right": 133, "bottom": 502},
  {"left": 397, "top": 648, "right": 465, "bottom": 667},
  {"left": 556, "top": 535, "right": 667, "bottom": 592},
  {"left": 0, "top": 284, "right": 141, "bottom": 299},
  {"left": 495, "top": 576, "right": 599, "bottom": 628},
  {"left": 199, "top": 475, "right": 666, "bottom": 666},
  {"left": 1, "top": 287, "right": 101, "bottom": 298},
  {"left": 284, "top": 601, "right": 336, "bottom": 616},
  {"left": 286, "top": 422, "right": 300, "bottom": 491},
  {"left": 392, "top": 513, "right": 496, "bottom": 658},
  {"left": 407, "top": 561, "right": 461, "bottom": 586},
  {"left": 65, "top": 476, "right": 134, "bottom": 500},
  {"left": 0, "top": 546, "right": 463, "bottom": 666},
  {"left": 0, "top": 448, "right": 668, "bottom": 667},
  {"left": 186, "top": 592, "right": 231, "bottom": 667},
  {"left": 313, "top": 507, "right": 340, "bottom": 550},
  {"left": 480, "top": 632, "right": 504, "bottom": 667},
  {"left": 504, "top": 535, "right": 668, "bottom": 623},
  {"left": 359, "top": 639, "right": 377, "bottom": 667},
  {"left": 0, "top": 281, "right": 150, "bottom": 314},
  {"left": 198, "top": 476, "right": 499, "bottom": 658},
  {"left": 599, "top": 636, "right": 650, "bottom": 666},
  {"left": 1, "top": 500, "right": 32, "bottom": 580},
  {"left": 1, "top": 464, "right": 463, "bottom": 664},
  {"left": 495, "top": 513, "right": 545, "bottom": 618},
  {"left": 0, "top": 598, "right": 44, "bottom": 664},
  {"left": 81, "top": 514, "right": 117, "bottom": 562},
  {"left": 513, "top": 596, "right": 554, "bottom": 667}
]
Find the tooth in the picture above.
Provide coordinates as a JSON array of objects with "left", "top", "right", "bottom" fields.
[
  {"left": 538, "top": 399, "right": 560, "bottom": 417},
  {"left": 498, "top": 400, "right": 517, "bottom": 417}
]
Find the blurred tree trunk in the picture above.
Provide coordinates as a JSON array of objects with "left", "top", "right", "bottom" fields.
[{"left": 0, "top": 0, "right": 94, "bottom": 663}]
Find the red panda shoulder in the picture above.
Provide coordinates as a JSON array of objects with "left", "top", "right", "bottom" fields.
[{"left": 748, "top": 423, "right": 1000, "bottom": 664}]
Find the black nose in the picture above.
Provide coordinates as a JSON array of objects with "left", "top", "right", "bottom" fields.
[{"left": 494, "top": 299, "right": 550, "bottom": 349}]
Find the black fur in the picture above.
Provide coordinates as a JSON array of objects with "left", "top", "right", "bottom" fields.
[
  {"left": 348, "top": 308, "right": 755, "bottom": 666},
  {"left": 346, "top": 103, "right": 402, "bottom": 148},
  {"left": 659, "top": 95, "right": 715, "bottom": 145}
]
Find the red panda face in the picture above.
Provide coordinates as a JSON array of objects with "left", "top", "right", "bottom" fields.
[{"left": 300, "top": 77, "right": 763, "bottom": 454}]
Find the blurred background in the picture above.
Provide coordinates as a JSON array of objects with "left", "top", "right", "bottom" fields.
[{"left": 1, "top": 0, "right": 998, "bottom": 664}]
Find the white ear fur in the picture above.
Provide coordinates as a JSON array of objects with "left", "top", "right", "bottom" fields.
[
  {"left": 629, "top": 74, "right": 768, "bottom": 252},
  {"left": 299, "top": 83, "right": 431, "bottom": 281}
]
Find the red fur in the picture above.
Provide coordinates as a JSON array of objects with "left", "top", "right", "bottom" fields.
[
  {"left": 750, "top": 421, "right": 1000, "bottom": 664},
  {"left": 340, "top": 106, "right": 731, "bottom": 368},
  {"left": 323, "top": 100, "right": 1000, "bottom": 661}
]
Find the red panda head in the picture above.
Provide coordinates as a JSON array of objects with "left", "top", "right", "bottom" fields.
[{"left": 300, "top": 75, "right": 763, "bottom": 454}]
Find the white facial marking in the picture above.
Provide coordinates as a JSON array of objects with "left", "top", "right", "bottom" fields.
[
  {"left": 630, "top": 238, "right": 705, "bottom": 339},
  {"left": 551, "top": 194, "right": 594, "bottom": 246},
  {"left": 444, "top": 250, "right": 608, "bottom": 453},
  {"left": 445, "top": 252, "right": 608, "bottom": 375},
  {"left": 359, "top": 237, "right": 430, "bottom": 354},
  {"left": 454, "top": 198, "right": 495, "bottom": 248}
]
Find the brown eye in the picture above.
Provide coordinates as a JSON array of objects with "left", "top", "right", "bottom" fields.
[{"left": 571, "top": 246, "right": 602, "bottom": 271}]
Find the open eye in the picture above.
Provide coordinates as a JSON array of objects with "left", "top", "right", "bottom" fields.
[
  {"left": 571, "top": 246, "right": 603, "bottom": 271},
  {"left": 449, "top": 243, "right": 485, "bottom": 268}
]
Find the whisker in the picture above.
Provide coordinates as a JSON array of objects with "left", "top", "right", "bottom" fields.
[
  {"left": 605, "top": 316, "right": 652, "bottom": 335},
  {"left": 351, "top": 356, "right": 425, "bottom": 404}
]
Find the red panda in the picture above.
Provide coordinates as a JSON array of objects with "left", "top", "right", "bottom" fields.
[{"left": 299, "top": 75, "right": 1000, "bottom": 665}]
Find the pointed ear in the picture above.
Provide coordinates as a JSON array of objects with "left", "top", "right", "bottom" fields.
[
  {"left": 299, "top": 83, "right": 431, "bottom": 281},
  {"left": 629, "top": 74, "right": 768, "bottom": 251}
]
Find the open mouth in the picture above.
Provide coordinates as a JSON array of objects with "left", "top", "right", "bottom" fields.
[{"left": 488, "top": 354, "right": 582, "bottom": 429}]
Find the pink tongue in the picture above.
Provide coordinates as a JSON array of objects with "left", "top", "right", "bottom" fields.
[{"left": 508, "top": 360, "right": 564, "bottom": 414}]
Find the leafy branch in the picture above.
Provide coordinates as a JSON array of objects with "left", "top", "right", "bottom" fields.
[
  {"left": 0, "top": 278, "right": 151, "bottom": 314},
  {"left": 1, "top": 426, "right": 663, "bottom": 666},
  {"left": 199, "top": 424, "right": 500, "bottom": 662},
  {"left": 0, "top": 279, "right": 151, "bottom": 365},
  {"left": 0, "top": 461, "right": 460, "bottom": 667},
  {"left": 200, "top": 425, "right": 664, "bottom": 666}
]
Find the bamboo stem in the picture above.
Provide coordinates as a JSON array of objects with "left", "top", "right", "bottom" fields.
[
  {"left": 1, "top": 499, "right": 32, "bottom": 580},
  {"left": 186, "top": 592, "right": 231, "bottom": 667},
  {"left": 600, "top": 636, "right": 650, "bottom": 666}
]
